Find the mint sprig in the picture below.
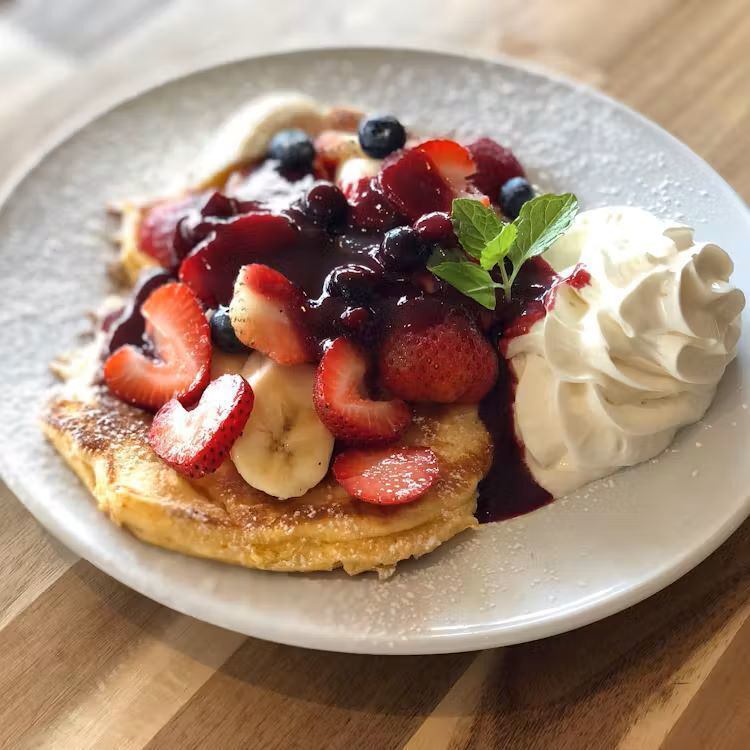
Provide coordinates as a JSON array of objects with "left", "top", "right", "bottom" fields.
[
  {"left": 451, "top": 198, "right": 505, "bottom": 259},
  {"left": 509, "top": 193, "right": 578, "bottom": 277},
  {"left": 428, "top": 193, "right": 578, "bottom": 309},
  {"left": 480, "top": 222, "right": 516, "bottom": 270},
  {"left": 427, "top": 259, "right": 498, "bottom": 310}
]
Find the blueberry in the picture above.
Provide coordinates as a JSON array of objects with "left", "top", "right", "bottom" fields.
[
  {"left": 267, "top": 129, "right": 315, "bottom": 171},
  {"left": 210, "top": 306, "right": 249, "bottom": 353},
  {"left": 304, "top": 181, "right": 348, "bottom": 227},
  {"left": 377, "top": 226, "right": 429, "bottom": 271},
  {"left": 324, "top": 264, "right": 378, "bottom": 304},
  {"left": 358, "top": 115, "right": 406, "bottom": 158},
  {"left": 499, "top": 177, "right": 534, "bottom": 219}
]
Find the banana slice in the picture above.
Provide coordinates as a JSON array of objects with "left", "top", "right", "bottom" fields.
[
  {"left": 336, "top": 156, "right": 382, "bottom": 194},
  {"left": 230, "top": 353, "right": 334, "bottom": 499},
  {"left": 188, "top": 92, "right": 329, "bottom": 189},
  {"left": 210, "top": 351, "right": 249, "bottom": 379}
]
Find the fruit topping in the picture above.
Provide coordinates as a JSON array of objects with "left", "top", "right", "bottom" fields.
[
  {"left": 323, "top": 264, "right": 378, "bottom": 304},
  {"left": 467, "top": 137, "right": 525, "bottom": 200},
  {"left": 210, "top": 351, "right": 248, "bottom": 379},
  {"left": 333, "top": 446, "right": 439, "bottom": 505},
  {"left": 138, "top": 193, "right": 206, "bottom": 268},
  {"left": 229, "top": 264, "right": 316, "bottom": 365},
  {"left": 499, "top": 176, "right": 535, "bottom": 219},
  {"left": 267, "top": 128, "right": 315, "bottom": 171},
  {"left": 358, "top": 115, "right": 406, "bottom": 158},
  {"left": 107, "top": 268, "right": 173, "bottom": 353},
  {"left": 314, "top": 130, "right": 363, "bottom": 172},
  {"left": 415, "top": 139, "right": 476, "bottom": 194},
  {"left": 379, "top": 148, "right": 453, "bottom": 220},
  {"left": 313, "top": 337, "right": 411, "bottom": 444},
  {"left": 413, "top": 211, "right": 457, "bottom": 245},
  {"left": 148, "top": 374, "right": 254, "bottom": 479},
  {"left": 179, "top": 212, "right": 297, "bottom": 307},
  {"left": 210, "top": 305, "right": 250, "bottom": 354},
  {"left": 376, "top": 226, "right": 429, "bottom": 272},
  {"left": 379, "top": 309, "right": 498, "bottom": 403},
  {"left": 346, "top": 176, "right": 404, "bottom": 231},
  {"left": 104, "top": 282, "right": 211, "bottom": 411},
  {"left": 303, "top": 181, "right": 349, "bottom": 227},
  {"left": 200, "top": 191, "right": 241, "bottom": 219},
  {"left": 336, "top": 156, "right": 381, "bottom": 197},
  {"left": 230, "top": 354, "right": 334, "bottom": 499},
  {"left": 340, "top": 306, "right": 372, "bottom": 332}
]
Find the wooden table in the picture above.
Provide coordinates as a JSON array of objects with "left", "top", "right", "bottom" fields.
[{"left": 1, "top": 1, "right": 748, "bottom": 747}]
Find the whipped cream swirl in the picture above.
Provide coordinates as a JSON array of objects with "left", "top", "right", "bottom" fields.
[{"left": 507, "top": 206, "right": 745, "bottom": 496}]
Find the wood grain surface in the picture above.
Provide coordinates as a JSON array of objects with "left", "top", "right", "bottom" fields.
[{"left": 0, "top": 1, "right": 749, "bottom": 748}]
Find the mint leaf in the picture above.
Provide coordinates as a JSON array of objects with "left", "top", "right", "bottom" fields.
[
  {"left": 426, "top": 245, "right": 466, "bottom": 265},
  {"left": 452, "top": 198, "right": 505, "bottom": 259},
  {"left": 480, "top": 222, "right": 517, "bottom": 270},
  {"left": 428, "top": 258, "right": 498, "bottom": 310},
  {"left": 508, "top": 193, "right": 578, "bottom": 270},
  {"left": 433, "top": 193, "right": 578, "bottom": 307}
]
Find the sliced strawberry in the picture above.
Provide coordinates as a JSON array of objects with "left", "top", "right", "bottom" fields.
[
  {"left": 467, "top": 137, "right": 525, "bottom": 200},
  {"left": 346, "top": 175, "right": 404, "bottom": 231},
  {"left": 229, "top": 264, "right": 316, "bottom": 365},
  {"left": 106, "top": 268, "right": 173, "bottom": 354},
  {"left": 313, "top": 337, "right": 411, "bottom": 444},
  {"left": 179, "top": 213, "right": 297, "bottom": 307},
  {"left": 379, "top": 140, "right": 482, "bottom": 221},
  {"left": 416, "top": 139, "right": 476, "bottom": 194},
  {"left": 104, "top": 283, "right": 211, "bottom": 411},
  {"left": 148, "top": 374, "right": 254, "bottom": 478},
  {"left": 333, "top": 447, "right": 439, "bottom": 505},
  {"left": 138, "top": 193, "right": 207, "bottom": 268},
  {"left": 378, "top": 309, "right": 498, "bottom": 403},
  {"left": 378, "top": 148, "right": 452, "bottom": 221}
]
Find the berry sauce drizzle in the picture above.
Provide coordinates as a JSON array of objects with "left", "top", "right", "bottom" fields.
[
  {"left": 476, "top": 259, "right": 558, "bottom": 522},
  {"left": 116, "top": 159, "right": 572, "bottom": 523},
  {"left": 475, "top": 359, "right": 552, "bottom": 522}
]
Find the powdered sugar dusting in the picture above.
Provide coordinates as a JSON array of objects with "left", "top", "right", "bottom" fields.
[{"left": 0, "top": 49, "right": 748, "bottom": 653}]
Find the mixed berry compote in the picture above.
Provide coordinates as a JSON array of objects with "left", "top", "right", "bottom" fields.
[{"left": 105, "top": 116, "right": 567, "bottom": 517}]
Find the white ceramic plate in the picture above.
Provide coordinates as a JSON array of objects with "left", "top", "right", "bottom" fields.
[{"left": 1, "top": 48, "right": 748, "bottom": 655}]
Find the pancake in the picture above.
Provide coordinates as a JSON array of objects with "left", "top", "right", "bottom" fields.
[
  {"left": 42, "top": 98, "right": 494, "bottom": 576},
  {"left": 42, "top": 375, "right": 491, "bottom": 577}
]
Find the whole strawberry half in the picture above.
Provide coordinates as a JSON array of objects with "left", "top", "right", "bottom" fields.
[
  {"left": 104, "top": 282, "right": 211, "bottom": 411},
  {"left": 378, "top": 310, "right": 498, "bottom": 403},
  {"left": 229, "top": 264, "right": 316, "bottom": 365},
  {"left": 179, "top": 212, "right": 297, "bottom": 307},
  {"left": 138, "top": 193, "right": 207, "bottom": 268},
  {"left": 313, "top": 337, "right": 411, "bottom": 444},
  {"left": 333, "top": 446, "right": 439, "bottom": 505},
  {"left": 148, "top": 374, "right": 254, "bottom": 478},
  {"left": 467, "top": 137, "right": 525, "bottom": 201}
]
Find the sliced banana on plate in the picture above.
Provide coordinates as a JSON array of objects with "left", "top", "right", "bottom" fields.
[
  {"left": 210, "top": 351, "right": 249, "bottom": 380},
  {"left": 336, "top": 156, "right": 382, "bottom": 194},
  {"left": 230, "top": 353, "right": 335, "bottom": 499},
  {"left": 188, "top": 92, "right": 329, "bottom": 189}
]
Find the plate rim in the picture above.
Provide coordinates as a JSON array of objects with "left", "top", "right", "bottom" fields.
[{"left": 1, "top": 46, "right": 749, "bottom": 655}]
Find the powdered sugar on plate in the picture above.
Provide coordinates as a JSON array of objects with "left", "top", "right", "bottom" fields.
[{"left": 0, "top": 49, "right": 748, "bottom": 653}]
